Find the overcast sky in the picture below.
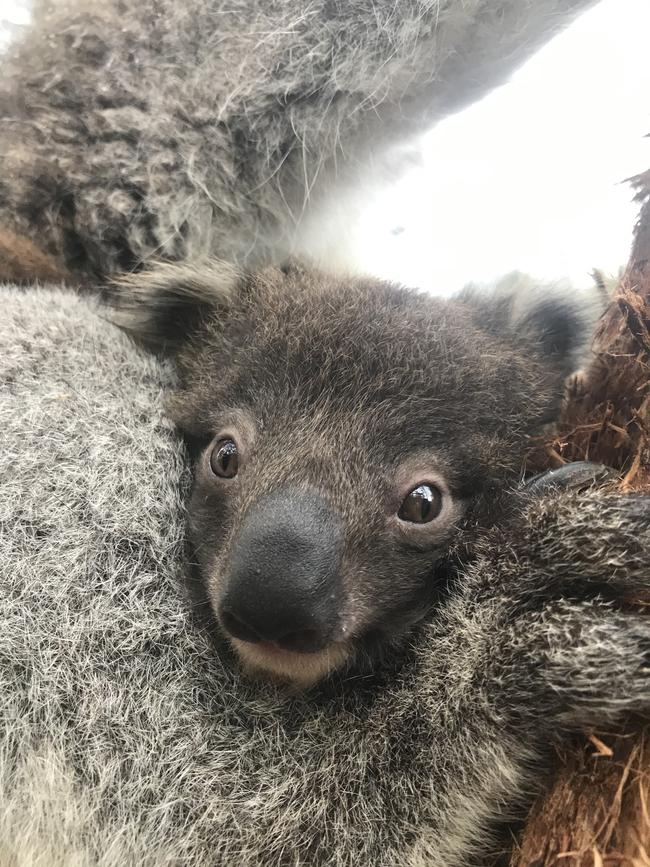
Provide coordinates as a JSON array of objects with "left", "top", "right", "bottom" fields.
[
  {"left": 1, "top": 0, "right": 648, "bottom": 294},
  {"left": 352, "top": 0, "right": 650, "bottom": 293}
]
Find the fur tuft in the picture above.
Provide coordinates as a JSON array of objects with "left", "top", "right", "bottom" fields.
[
  {"left": 109, "top": 259, "right": 243, "bottom": 351},
  {"left": 460, "top": 272, "right": 602, "bottom": 377}
]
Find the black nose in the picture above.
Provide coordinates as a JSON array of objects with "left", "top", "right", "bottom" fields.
[{"left": 219, "top": 488, "right": 343, "bottom": 653}]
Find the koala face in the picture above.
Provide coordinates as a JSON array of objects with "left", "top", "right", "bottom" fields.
[
  {"left": 117, "top": 262, "right": 593, "bottom": 685},
  {"left": 187, "top": 394, "right": 467, "bottom": 686}
]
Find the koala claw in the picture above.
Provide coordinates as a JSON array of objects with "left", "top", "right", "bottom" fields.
[{"left": 522, "top": 461, "right": 616, "bottom": 497}]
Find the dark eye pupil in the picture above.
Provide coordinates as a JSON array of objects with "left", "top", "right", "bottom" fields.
[
  {"left": 210, "top": 439, "right": 239, "bottom": 478},
  {"left": 398, "top": 484, "right": 442, "bottom": 524}
]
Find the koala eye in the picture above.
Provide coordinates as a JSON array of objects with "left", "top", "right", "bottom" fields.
[
  {"left": 210, "top": 438, "right": 239, "bottom": 479},
  {"left": 398, "top": 484, "right": 442, "bottom": 524}
]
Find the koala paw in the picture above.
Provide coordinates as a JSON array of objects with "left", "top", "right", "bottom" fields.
[
  {"left": 469, "top": 478, "right": 650, "bottom": 621},
  {"left": 516, "top": 477, "right": 650, "bottom": 601}
]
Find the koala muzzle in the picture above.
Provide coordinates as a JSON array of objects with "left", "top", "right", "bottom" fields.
[{"left": 219, "top": 488, "right": 344, "bottom": 653}]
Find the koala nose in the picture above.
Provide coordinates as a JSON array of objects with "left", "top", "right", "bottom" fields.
[{"left": 218, "top": 488, "right": 343, "bottom": 653}]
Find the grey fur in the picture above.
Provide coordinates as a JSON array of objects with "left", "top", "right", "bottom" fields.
[
  {"left": 0, "top": 0, "right": 596, "bottom": 279},
  {"left": 1, "top": 284, "right": 648, "bottom": 866},
  {"left": 0, "top": 1, "right": 645, "bottom": 862}
]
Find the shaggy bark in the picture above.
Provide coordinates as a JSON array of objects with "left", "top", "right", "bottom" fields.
[{"left": 510, "top": 172, "right": 650, "bottom": 867}]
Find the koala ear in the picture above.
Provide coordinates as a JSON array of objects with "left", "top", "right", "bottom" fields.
[
  {"left": 106, "top": 259, "right": 244, "bottom": 353},
  {"left": 459, "top": 272, "right": 602, "bottom": 377}
]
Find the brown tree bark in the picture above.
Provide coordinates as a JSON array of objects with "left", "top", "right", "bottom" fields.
[{"left": 509, "top": 172, "right": 650, "bottom": 866}]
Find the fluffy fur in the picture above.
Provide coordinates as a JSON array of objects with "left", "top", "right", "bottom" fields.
[
  {"left": 113, "top": 262, "right": 602, "bottom": 685},
  {"left": 0, "top": 2, "right": 645, "bottom": 862},
  {"left": 0, "top": 0, "right": 596, "bottom": 280},
  {"left": 1, "top": 284, "right": 648, "bottom": 866}
]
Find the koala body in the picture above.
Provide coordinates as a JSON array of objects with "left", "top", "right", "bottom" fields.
[
  {"left": 1, "top": 277, "right": 648, "bottom": 866},
  {"left": 0, "top": 0, "right": 596, "bottom": 281},
  {"left": 112, "top": 261, "right": 641, "bottom": 693}
]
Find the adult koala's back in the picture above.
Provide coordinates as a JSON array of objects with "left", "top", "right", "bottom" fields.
[{"left": 0, "top": 0, "right": 596, "bottom": 282}]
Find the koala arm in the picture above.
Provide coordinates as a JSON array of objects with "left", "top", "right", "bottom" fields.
[
  {"left": 371, "top": 482, "right": 650, "bottom": 863},
  {"left": 472, "top": 484, "right": 649, "bottom": 604},
  {"left": 0, "top": 0, "right": 596, "bottom": 280},
  {"left": 474, "top": 486, "right": 649, "bottom": 725},
  {"left": 458, "top": 478, "right": 649, "bottom": 729}
]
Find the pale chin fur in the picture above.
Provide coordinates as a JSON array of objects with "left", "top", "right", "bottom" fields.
[{"left": 230, "top": 637, "right": 352, "bottom": 687}]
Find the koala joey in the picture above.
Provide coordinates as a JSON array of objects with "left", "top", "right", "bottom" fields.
[
  {"left": 115, "top": 260, "right": 650, "bottom": 708},
  {"left": 99, "top": 259, "right": 650, "bottom": 863}
]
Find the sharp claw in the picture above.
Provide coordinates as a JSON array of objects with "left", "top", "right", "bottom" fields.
[{"left": 522, "top": 461, "right": 617, "bottom": 496}]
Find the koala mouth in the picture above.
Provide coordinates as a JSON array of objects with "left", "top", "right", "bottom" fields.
[
  {"left": 257, "top": 640, "right": 296, "bottom": 656},
  {"left": 229, "top": 635, "right": 352, "bottom": 687}
]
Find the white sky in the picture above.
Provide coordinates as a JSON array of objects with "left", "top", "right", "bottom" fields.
[
  {"left": 1, "top": 0, "right": 649, "bottom": 294},
  {"left": 352, "top": 0, "right": 650, "bottom": 293},
  {"left": 0, "top": 0, "right": 28, "bottom": 46}
]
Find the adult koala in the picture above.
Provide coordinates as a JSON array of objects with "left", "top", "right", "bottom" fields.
[{"left": 0, "top": 0, "right": 597, "bottom": 282}]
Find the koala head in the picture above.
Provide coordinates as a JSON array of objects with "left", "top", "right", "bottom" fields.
[{"left": 116, "top": 262, "right": 596, "bottom": 686}]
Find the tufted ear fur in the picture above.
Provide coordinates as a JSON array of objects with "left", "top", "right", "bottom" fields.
[
  {"left": 458, "top": 272, "right": 602, "bottom": 379},
  {"left": 107, "top": 259, "right": 244, "bottom": 353}
]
